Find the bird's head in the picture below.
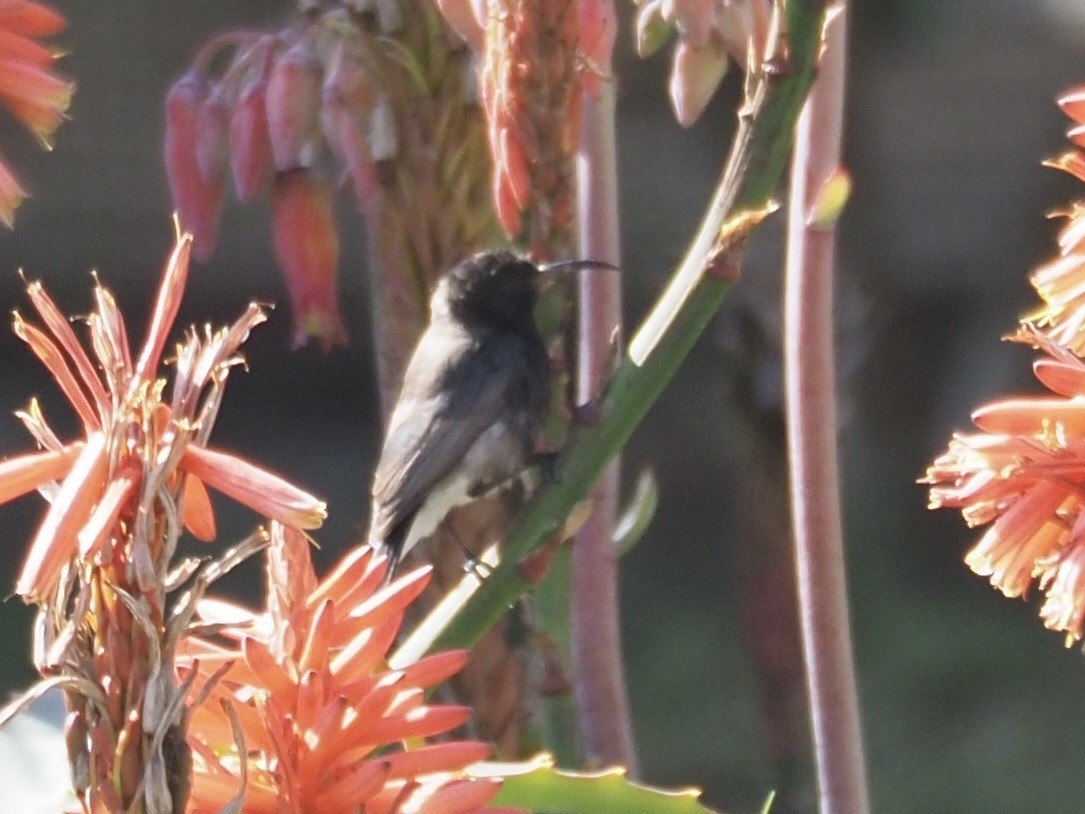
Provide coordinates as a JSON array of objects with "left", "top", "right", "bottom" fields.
[{"left": 433, "top": 250, "right": 618, "bottom": 330}]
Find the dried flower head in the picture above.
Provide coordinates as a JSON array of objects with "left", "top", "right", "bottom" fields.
[
  {"left": 179, "top": 525, "right": 510, "bottom": 814},
  {"left": 0, "top": 230, "right": 326, "bottom": 812},
  {"left": 0, "top": 0, "right": 71, "bottom": 225}
]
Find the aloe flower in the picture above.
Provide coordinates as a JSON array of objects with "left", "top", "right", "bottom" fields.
[
  {"left": 924, "top": 85, "right": 1085, "bottom": 645},
  {"left": 1023, "top": 85, "right": 1085, "bottom": 354},
  {"left": 0, "top": 231, "right": 326, "bottom": 812},
  {"left": 179, "top": 525, "right": 515, "bottom": 814},
  {"left": 925, "top": 328, "right": 1085, "bottom": 643},
  {"left": 0, "top": 0, "right": 71, "bottom": 225}
]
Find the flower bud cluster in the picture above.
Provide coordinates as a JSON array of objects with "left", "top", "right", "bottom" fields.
[
  {"left": 634, "top": 0, "right": 773, "bottom": 126},
  {"left": 165, "top": 9, "right": 407, "bottom": 350}
]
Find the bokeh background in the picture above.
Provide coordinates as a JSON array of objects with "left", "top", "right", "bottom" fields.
[{"left": 0, "top": 1, "right": 1084, "bottom": 812}]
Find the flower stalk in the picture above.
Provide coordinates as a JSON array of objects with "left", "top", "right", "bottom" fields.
[
  {"left": 568, "top": 25, "right": 637, "bottom": 771},
  {"left": 782, "top": 6, "right": 870, "bottom": 814}
]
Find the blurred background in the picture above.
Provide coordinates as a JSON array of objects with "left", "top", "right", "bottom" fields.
[{"left": 0, "top": 1, "right": 1084, "bottom": 812}]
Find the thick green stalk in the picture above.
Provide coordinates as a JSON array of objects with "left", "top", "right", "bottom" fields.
[{"left": 396, "top": 0, "right": 828, "bottom": 661}]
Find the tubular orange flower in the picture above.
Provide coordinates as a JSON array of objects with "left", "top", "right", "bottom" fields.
[
  {"left": 180, "top": 524, "right": 509, "bottom": 814},
  {"left": 1022, "top": 86, "right": 1085, "bottom": 353},
  {"left": 0, "top": 231, "right": 326, "bottom": 813},
  {"left": 924, "top": 85, "right": 1085, "bottom": 645},
  {"left": 0, "top": 0, "right": 69, "bottom": 226},
  {"left": 924, "top": 328, "right": 1085, "bottom": 644}
]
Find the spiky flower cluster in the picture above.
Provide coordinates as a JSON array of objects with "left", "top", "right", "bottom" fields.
[
  {"left": 925, "top": 85, "right": 1085, "bottom": 644},
  {"left": 0, "top": 231, "right": 326, "bottom": 812},
  {"left": 0, "top": 0, "right": 71, "bottom": 225},
  {"left": 179, "top": 524, "right": 511, "bottom": 814}
]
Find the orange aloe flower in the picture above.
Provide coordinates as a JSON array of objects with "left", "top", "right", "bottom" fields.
[
  {"left": 5, "top": 231, "right": 326, "bottom": 605},
  {"left": 1023, "top": 84, "right": 1085, "bottom": 353},
  {"left": 924, "top": 84, "right": 1085, "bottom": 645},
  {"left": 924, "top": 327, "right": 1085, "bottom": 644},
  {"left": 0, "top": 0, "right": 71, "bottom": 226},
  {"left": 0, "top": 230, "right": 326, "bottom": 812},
  {"left": 179, "top": 524, "right": 516, "bottom": 814}
]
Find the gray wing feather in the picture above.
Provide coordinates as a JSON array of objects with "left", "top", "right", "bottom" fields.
[{"left": 369, "top": 323, "right": 525, "bottom": 544}]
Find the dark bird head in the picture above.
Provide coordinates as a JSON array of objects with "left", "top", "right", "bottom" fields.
[
  {"left": 434, "top": 250, "right": 540, "bottom": 330},
  {"left": 433, "top": 250, "right": 620, "bottom": 330}
]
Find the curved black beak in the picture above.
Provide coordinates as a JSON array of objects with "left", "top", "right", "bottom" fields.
[{"left": 535, "top": 259, "right": 620, "bottom": 290}]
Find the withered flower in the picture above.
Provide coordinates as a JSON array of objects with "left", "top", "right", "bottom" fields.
[
  {"left": 180, "top": 524, "right": 513, "bottom": 814},
  {"left": 0, "top": 230, "right": 325, "bottom": 812}
]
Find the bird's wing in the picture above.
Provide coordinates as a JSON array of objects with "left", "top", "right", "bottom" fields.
[{"left": 369, "top": 325, "right": 529, "bottom": 545}]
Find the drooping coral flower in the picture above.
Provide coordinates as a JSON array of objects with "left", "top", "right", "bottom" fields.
[
  {"left": 0, "top": 0, "right": 71, "bottom": 226},
  {"left": 179, "top": 524, "right": 512, "bottom": 814},
  {"left": 924, "top": 327, "right": 1085, "bottom": 644},
  {"left": 0, "top": 230, "right": 326, "bottom": 812}
]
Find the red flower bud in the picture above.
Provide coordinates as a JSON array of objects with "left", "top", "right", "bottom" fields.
[
  {"left": 270, "top": 170, "right": 346, "bottom": 351},
  {"left": 319, "top": 45, "right": 372, "bottom": 159},
  {"left": 266, "top": 38, "right": 323, "bottom": 171},
  {"left": 164, "top": 72, "right": 224, "bottom": 262},
  {"left": 230, "top": 69, "right": 273, "bottom": 201},
  {"left": 194, "top": 85, "right": 231, "bottom": 185}
]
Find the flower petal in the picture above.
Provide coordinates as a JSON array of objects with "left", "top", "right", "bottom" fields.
[
  {"left": 972, "top": 397, "right": 1085, "bottom": 437},
  {"left": 180, "top": 443, "right": 326, "bottom": 529},
  {"left": 0, "top": 442, "right": 78, "bottom": 505},
  {"left": 181, "top": 474, "right": 216, "bottom": 542},
  {"left": 16, "top": 430, "right": 107, "bottom": 601},
  {"left": 0, "top": 1, "right": 66, "bottom": 37},
  {"left": 12, "top": 311, "right": 100, "bottom": 430},
  {"left": 135, "top": 232, "right": 192, "bottom": 383}
]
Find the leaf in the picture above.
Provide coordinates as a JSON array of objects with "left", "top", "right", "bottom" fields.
[
  {"left": 469, "top": 753, "right": 720, "bottom": 814},
  {"left": 613, "top": 467, "right": 658, "bottom": 557}
]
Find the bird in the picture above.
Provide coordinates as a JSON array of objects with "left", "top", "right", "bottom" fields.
[
  {"left": 367, "top": 249, "right": 551, "bottom": 577},
  {"left": 367, "top": 249, "right": 612, "bottom": 578}
]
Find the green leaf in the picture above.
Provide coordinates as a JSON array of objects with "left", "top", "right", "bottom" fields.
[
  {"left": 470, "top": 753, "right": 718, "bottom": 814},
  {"left": 614, "top": 467, "right": 659, "bottom": 557}
]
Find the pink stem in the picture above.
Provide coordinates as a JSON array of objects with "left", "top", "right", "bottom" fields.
[
  {"left": 571, "top": 81, "right": 638, "bottom": 772},
  {"left": 783, "top": 8, "right": 870, "bottom": 814}
]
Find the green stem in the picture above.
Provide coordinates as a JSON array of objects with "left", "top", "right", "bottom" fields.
[
  {"left": 396, "top": 0, "right": 827, "bottom": 663},
  {"left": 535, "top": 545, "right": 584, "bottom": 766}
]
